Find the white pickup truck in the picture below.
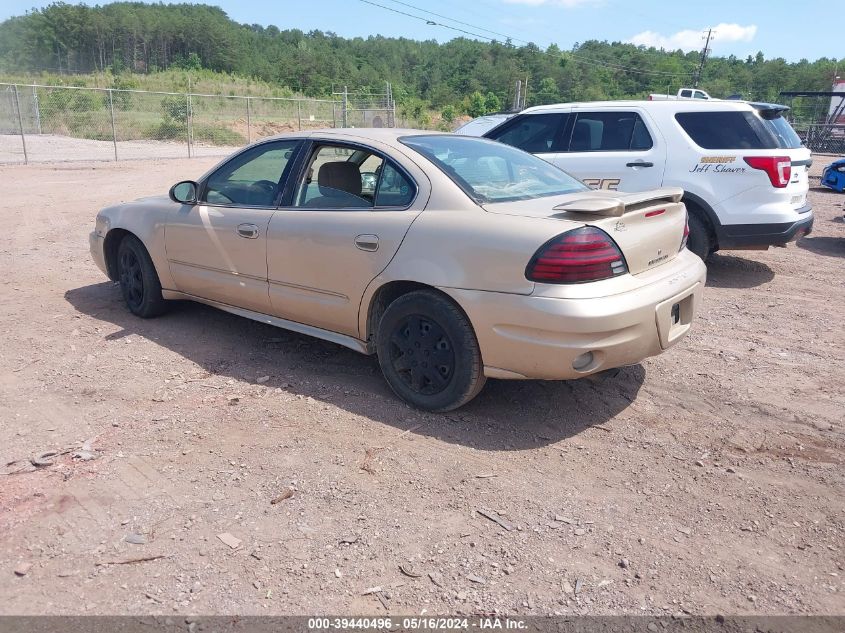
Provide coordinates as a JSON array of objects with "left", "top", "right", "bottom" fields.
[
  {"left": 649, "top": 88, "right": 713, "bottom": 101},
  {"left": 459, "top": 99, "right": 813, "bottom": 260}
]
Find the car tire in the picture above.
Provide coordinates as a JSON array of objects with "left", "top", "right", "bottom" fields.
[
  {"left": 686, "top": 212, "right": 713, "bottom": 261},
  {"left": 376, "top": 290, "right": 486, "bottom": 412},
  {"left": 117, "top": 235, "right": 168, "bottom": 318}
]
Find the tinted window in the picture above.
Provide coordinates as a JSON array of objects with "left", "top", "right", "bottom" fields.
[
  {"left": 204, "top": 140, "right": 300, "bottom": 206},
  {"left": 401, "top": 135, "right": 587, "bottom": 204},
  {"left": 568, "top": 112, "right": 653, "bottom": 152},
  {"left": 675, "top": 111, "right": 778, "bottom": 149},
  {"left": 486, "top": 113, "right": 569, "bottom": 153},
  {"left": 375, "top": 161, "right": 415, "bottom": 207},
  {"left": 759, "top": 112, "right": 803, "bottom": 149}
]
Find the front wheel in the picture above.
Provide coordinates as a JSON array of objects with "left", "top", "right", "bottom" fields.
[
  {"left": 117, "top": 235, "right": 168, "bottom": 318},
  {"left": 376, "top": 290, "right": 486, "bottom": 412}
]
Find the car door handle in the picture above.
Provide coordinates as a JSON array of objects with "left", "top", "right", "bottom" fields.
[
  {"left": 626, "top": 161, "right": 654, "bottom": 168},
  {"left": 237, "top": 223, "right": 260, "bottom": 239},
  {"left": 355, "top": 234, "right": 379, "bottom": 252}
]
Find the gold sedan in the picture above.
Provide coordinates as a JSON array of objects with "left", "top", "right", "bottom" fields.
[{"left": 90, "top": 129, "right": 706, "bottom": 411}]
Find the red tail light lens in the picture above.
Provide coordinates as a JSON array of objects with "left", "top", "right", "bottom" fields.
[
  {"left": 526, "top": 226, "right": 628, "bottom": 284},
  {"left": 743, "top": 156, "right": 791, "bottom": 188},
  {"left": 680, "top": 212, "right": 690, "bottom": 252}
]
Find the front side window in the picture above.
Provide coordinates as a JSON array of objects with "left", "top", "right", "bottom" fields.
[
  {"left": 294, "top": 144, "right": 415, "bottom": 209},
  {"left": 568, "top": 112, "right": 653, "bottom": 152},
  {"left": 203, "top": 140, "right": 301, "bottom": 207},
  {"left": 401, "top": 134, "right": 587, "bottom": 204},
  {"left": 485, "top": 113, "right": 569, "bottom": 153},
  {"left": 675, "top": 111, "right": 778, "bottom": 149}
]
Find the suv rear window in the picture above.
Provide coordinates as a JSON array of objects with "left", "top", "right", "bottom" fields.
[
  {"left": 758, "top": 111, "right": 803, "bottom": 149},
  {"left": 675, "top": 111, "right": 778, "bottom": 149},
  {"left": 485, "top": 113, "right": 569, "bottom": 153}
]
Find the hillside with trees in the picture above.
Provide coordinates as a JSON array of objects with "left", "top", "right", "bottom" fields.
[{"left": 0, "top": 1, "right": 841, "bottom": 120}]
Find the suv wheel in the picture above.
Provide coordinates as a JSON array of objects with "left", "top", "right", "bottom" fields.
[
  {"left": 376, "top": 290, "right": 486, "bottom": 412},
  {"left": 686, "top": 212, "right": 713, "bottom": 261}
]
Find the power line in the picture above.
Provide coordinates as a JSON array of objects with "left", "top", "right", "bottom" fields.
[
  {"left": 381, "top": 0, "right": 514, "bottom": 42},
  {"left": 356, "top": 0, "right": 694, "bottom": 78}
]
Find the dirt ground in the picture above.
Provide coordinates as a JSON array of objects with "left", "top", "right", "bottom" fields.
[{"left": 0, "top": 155, "right": 843, "bottom": 617}]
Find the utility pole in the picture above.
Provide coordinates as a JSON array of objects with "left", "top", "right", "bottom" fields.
[{"left": 694, "top": 28, "right": 714, "bottom": 88}]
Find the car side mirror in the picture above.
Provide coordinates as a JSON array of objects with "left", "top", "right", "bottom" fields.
[{"left": 169, "top": 180, "right": 198, "bottom": 204}]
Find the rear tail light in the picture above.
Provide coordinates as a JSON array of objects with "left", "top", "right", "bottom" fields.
[
  {"left": 526, "top": 226, "right": 628, "bottom": 284},
  {"left": 743, "top": 156, "right": 791, "bottom": 188},
  {"left": 680, "top": 212, "right": 690, "bottom": 252}
]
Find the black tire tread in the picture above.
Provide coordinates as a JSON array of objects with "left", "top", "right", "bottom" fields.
[
  {"left": 686, "top": 211, "right": 713, "bottom": 261},
  {"left": 117, "top": 235, "right": 168, "bottom": 318}
]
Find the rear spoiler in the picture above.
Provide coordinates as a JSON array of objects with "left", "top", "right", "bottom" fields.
[
  {"left": 749, "top": 102, "right": 790, "bottom": 118},
  {"left": 552, "top": 187, "right": 683, "bottom": 217}
]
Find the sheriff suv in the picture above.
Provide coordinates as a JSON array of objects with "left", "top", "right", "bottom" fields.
[{"left": 465, "top": 100, "right": 813, "bottom": 260}]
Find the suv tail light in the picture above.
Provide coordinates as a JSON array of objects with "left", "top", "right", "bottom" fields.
[
  {"left": 743, "top": 156, "right": 791, "bottom": 188},
  {"left": 526, "top": 226, "right": 628, "bottom": 284},
  {"left": 680, "top": 212, "right": 690, "bottom": 252}
]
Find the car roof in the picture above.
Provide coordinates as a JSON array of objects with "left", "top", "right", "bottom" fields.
[
  {"left": 520, "top": 99, "right": 756, "bottom": 113},
  {"left": 263, "top": 127, "right": 440, "bottom": 144}
]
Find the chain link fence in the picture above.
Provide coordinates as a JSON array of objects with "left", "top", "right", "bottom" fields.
[{"left": 0, "top": 83, "right": 388, "bottom": 164}]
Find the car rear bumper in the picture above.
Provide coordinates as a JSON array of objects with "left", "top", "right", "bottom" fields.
[
  {"left": 89, "top": 231, "right": 108, "bottom": 277},
  {"left": 716, "top": 205, "right": 814, "bottom": 248},
  {"left": 441, "top": 250, "right": 707, "bottom": 381}
]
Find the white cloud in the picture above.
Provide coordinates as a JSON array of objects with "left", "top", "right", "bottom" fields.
[
  {"left": 503, "top": 0, "right": 599, "bottom": 7},
  {"left": 627, "top": 23, "right": 757, "bottom": 52}
]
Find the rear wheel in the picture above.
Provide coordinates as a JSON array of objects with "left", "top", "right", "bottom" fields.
[
  {"left": 376, "top": 290, "right": 485, "bottom": 412},
  {"left": 117, "top": 235, "right": 168, "bottom": 318},
  {"left": 686, "top": 211, "right": 713, "bottom": 261}
]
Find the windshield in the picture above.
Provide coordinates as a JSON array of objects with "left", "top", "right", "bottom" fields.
[{"left": 401, "top": 134, "right": 588, "bottom": 203}]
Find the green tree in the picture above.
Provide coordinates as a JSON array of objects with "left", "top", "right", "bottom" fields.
[
  {"left": 534, "top": 77, "right": 560, "bottom": 105},
  {"left": 466, "top": 91, "right": 487, "bottom": 117},
  {"left": 484, "top": 92, "right": 501, "bottom": 113}
]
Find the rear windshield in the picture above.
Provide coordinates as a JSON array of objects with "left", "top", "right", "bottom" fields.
[
  {"left": 400, "top": 134, "right": 587, "bottom": 203},
  {"left": 675, "top": 111, "right": 778, "bottom": 149},
  {"left": 759, "top": 112, "right": 803, "bottom": 149}
]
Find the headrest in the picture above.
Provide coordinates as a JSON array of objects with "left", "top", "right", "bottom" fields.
[{"left": 318, "top": 161, "right": 361, "bottom": 197}]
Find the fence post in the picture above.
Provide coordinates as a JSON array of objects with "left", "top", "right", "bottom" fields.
[
  {"left": 332, "top": 102, "right": 336, "bottom": 128},
  {"left": 297, "top": 100, "right": 302, "bottom": 131},
  {"left": 13, "top": 84, "right": 28, "bottom": 165},
  {"left": 186, "top": 92, "right": 192, "bottom": 158},
  {"left": 32, "top": 86, "right": 42, "bottom": 135},
  {"left": 246, "top": 97, "right": 252, "bottom": 143},
  {"left": 342, "top": 86, "right": 348, "bottom": 128},
  {"left": 108, "top": 89, "right": 118, "bottom": 161}
]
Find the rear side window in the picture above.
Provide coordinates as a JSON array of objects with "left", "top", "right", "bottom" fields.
[
  {"left": 375, "top": 161, "right": 416, "bottom": 207},
  {"left": 485, "top": 113, "right": 569, "bottom": 153},
  {"left": 760, "top": 112, "right": 803, "bottom": 149},
  {"left": 675, "top": 111, "right": 778, "bottom": 149},
  {"left": 568, "top": 111, "right": 653, "bottom": 152}
]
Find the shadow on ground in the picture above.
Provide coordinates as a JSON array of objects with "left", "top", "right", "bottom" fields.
[
  {"left": 65, "top": 282, "right": 644, "bottom": 451},
  {"left": 797, "top": 235, "right": 845, "bottom": 259},
  {"left": 705, "top": 253, "right": 775, "bottom": 289}
]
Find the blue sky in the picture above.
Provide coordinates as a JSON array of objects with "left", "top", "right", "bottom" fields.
[{"left": 1, "top": 0, "right": 840, "bottom": 62}]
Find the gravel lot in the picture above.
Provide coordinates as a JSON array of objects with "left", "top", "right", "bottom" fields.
[{"left": 0, "top": 155, "right": 843, "bottom": 616}]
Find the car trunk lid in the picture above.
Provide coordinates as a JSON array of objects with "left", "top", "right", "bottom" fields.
[{"left": 484, "top": 187, "right": 687, "bottom": 276}]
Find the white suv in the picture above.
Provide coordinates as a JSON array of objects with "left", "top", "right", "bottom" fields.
[{"left": 465, "top": 100, "right": 813, "bottom": 260}]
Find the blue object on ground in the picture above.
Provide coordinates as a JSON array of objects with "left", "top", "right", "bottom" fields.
[{"left": 821, "top": 158, "right": 845, "bottom": 192}]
